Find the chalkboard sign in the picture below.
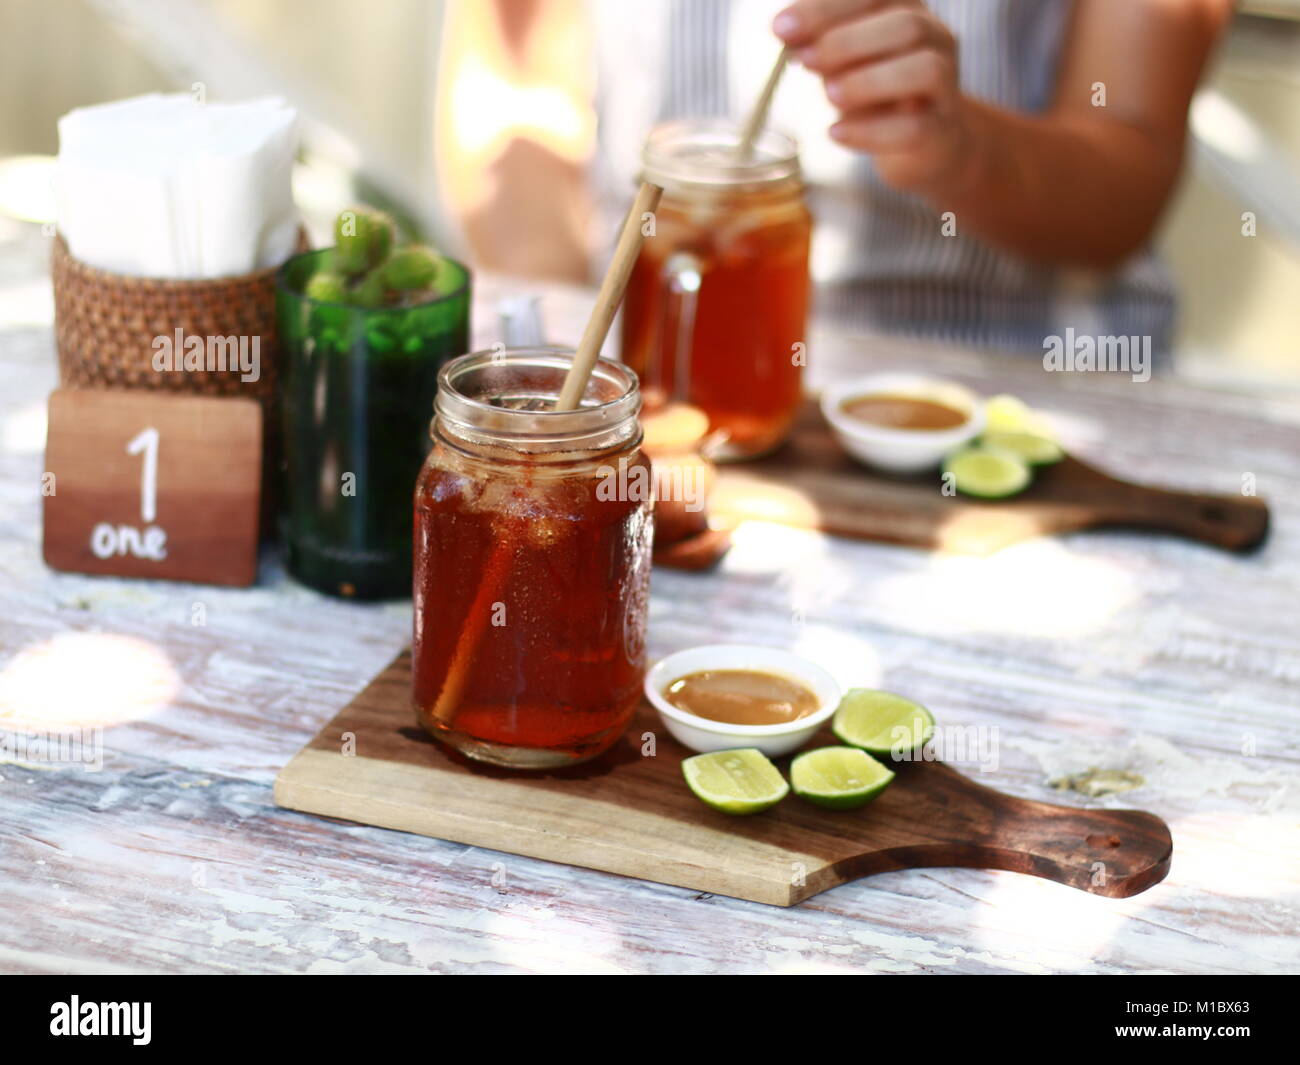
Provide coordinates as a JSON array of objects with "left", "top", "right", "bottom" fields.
[{"left": 43, "top": 389, "right": 262, "bottom": 586}]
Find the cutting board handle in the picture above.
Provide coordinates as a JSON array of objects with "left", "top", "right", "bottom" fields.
[
  {"left": 836, "top": 764, "right": 1173, "bottom": 900},
  {"left": 986, "top": 789, "right": 1173, "bottom": 898},
  {"left": 940, "top": 765, "right": 1173, "bottom": 898},
  {"left": 1103, "top": 484, "right": 1269, "bottom": 552}
]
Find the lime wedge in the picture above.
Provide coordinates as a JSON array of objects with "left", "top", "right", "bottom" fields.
[
  {"left": 981, "top": 430, "right": 1064, "bottom": 466},
  {"left": 944, "top": 445, "right": 1031, "bottom": 499},
  {"left": 984, "top": 393, "right": 1034, "bottom": 433},
  {"left": 984, "top": 393, "right": 1057, "bottom": 439},
  {"left": 832, "top": 688, "right": 936, "bottom": 757},
  {"left": 790, "top": 746, "right": 894, "bottom": 809},
  {"left": 682, "top": 748, "right": 789, "bottom": 815}
]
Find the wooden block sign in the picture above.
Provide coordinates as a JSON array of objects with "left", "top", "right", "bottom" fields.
[{"left": 43, "top": 388, "right": 262, "bottom": 586}]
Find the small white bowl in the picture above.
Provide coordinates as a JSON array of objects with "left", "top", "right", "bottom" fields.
[
  {"left": 820, "top": 373, "right": 984, "bottom": 474},
  {"left": 644, "top": 644, "right": 842, "bottom": 757}
]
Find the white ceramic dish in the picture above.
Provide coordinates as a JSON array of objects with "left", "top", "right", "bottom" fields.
[
  {"left": 644, "top": 644, "right": 842, "bottom": 757},
  {"left": 820, "top": 373, "right": 985, "bottom": 474}
]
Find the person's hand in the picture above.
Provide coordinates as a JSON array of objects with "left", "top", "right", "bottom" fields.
[{"left": 773, "top": 0, "right": 976, "bottom": 193}]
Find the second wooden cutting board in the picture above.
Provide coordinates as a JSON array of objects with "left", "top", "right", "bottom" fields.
[{"left": 708, "top": 401, "right": 1269, "bottom": 555}]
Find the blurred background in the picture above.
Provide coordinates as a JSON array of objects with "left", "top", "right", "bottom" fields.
[{"left": 0, "top": 0, "right": 1297, "bottom": 386}]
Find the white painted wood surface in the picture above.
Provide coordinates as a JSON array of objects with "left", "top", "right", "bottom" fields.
[{"left": 1, "top": 223, "right": 1298, "bottom": 974}]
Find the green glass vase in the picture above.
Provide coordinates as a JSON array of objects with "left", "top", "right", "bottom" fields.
[{"left": 276, "top": 248, "right": 471, "bottom": 599}]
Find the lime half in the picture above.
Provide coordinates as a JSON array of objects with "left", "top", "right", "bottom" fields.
[
  {"left": 682, "top": 748, "right": 789, "bottom": 815},
  {"left": 981, "top": 430, "right": 1064, "bottom": 467},
  {"left": 984, "top": 393, "right": 1056, "bottom": 439},
  {"left": 944, "top": 445, "right": 1032, "bottom": 499},
  {"left": 790, "top": 746, "right": 895, "bottom": 809},
  {"left": 833, "top": 688, "right": 936, "bottom": 757},
  {"left": 984, "top": 393, "right": 1034, "bottom": 433}
]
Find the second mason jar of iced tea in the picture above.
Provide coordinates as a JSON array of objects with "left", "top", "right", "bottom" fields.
[
  {"left": 413, "top": 348, "right": 652, "bottom": 769},
  {"left": 621, "top": 119, "right": 812, "bottom": 460}
]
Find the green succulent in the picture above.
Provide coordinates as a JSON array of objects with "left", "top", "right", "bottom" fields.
[
  {"left": 381, "top": 245, "right": 442, "bottom": 291},
  {"left": 302, "top": 207, "right": 451, "bottom": 312},
  {"left": 304, "top": 271, "right": 347, "bottom": 303},
  {"left": 352, "top": 269, "right": 389, "bottom": 309},
  {"left": 333, "top": 205, "right": 396, "bottom": 276}
]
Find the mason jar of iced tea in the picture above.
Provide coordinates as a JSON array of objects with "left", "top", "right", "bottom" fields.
[
  {"left": 413, "top": 348, "right": 652, "bottom": 769},
  {"left": 621, "top": 119, "right": 812, "bottom": 460}
]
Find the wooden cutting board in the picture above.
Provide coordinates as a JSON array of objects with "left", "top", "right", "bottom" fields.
[
  {"left": 708, "top": 402, "right": 1269, "bottom": 555},
  {"left": 275, "top": 650, "right": 1173, "bottom": 907}
]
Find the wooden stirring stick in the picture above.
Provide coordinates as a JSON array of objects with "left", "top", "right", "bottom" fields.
[
  {"left": 430, "top": 183, "right": 663, "bottom": 726},
  {"left": 736, "top": 45, "right": 791, "bottom": 160},
  {"left": 556, "top": 181, "right": 663, "bottom": 410}
]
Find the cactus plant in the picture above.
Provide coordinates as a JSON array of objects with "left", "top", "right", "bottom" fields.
[
  {"left": 304, "top": 271, "right": 348, "bottom": 303},
  {"left": 334, "top": 206, "right": 396, "bottom": 276},
  {"left": 352, "top": 269, "right": 389, "bottom": 309},
  {"left": 306, "top": 208, "right": 450, "bottom": 309},
  {"left": 382, "top": 245, "right": 442, "bottom": 291}
]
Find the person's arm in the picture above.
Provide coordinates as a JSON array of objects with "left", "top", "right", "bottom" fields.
[
  {"left": 435, "top": 0, "right": 595, "bottom": 282},
  {"left": 776, "top": 0, "right": 1236, "bottom": 269}
]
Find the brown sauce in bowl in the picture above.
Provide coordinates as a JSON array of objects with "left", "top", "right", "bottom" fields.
[
  {"left": 840, "top": 393, "right": 968, "bottom": 431},
  {"left": 665, "top": 669, "right": 819, "bottom": 726}
]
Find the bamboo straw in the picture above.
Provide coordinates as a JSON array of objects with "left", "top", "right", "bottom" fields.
[
  {"left": 429, "top": 183, "right": 662, "bottom": 726},
  {"left": 736, "top": 45, "right": 791, "bottom": 160},
  {"left": 555, "top": 180, "right": 663, "bottom": 411}
]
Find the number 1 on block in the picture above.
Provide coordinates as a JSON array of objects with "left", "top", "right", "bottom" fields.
[{"left": 126, "top": 426, "right": 160, "bottom": 524}]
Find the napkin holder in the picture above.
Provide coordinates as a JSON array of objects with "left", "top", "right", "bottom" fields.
[{"left": 51, "top": 231, "right": 308, "bottom": 406}]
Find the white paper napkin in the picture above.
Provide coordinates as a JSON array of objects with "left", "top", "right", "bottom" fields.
[{"left": 56, "top": 93, "right": 299, "bottom": 279}]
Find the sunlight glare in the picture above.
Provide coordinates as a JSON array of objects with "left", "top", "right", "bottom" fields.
[
  {"left": 872, "top": 539, "right": 1138, "bottom": 639},
  {"left": 2, "top": 401, "right": 48, "bottom": 454},
  {"left": 0, "top": 632, "right": 180, "bottom": 730}
]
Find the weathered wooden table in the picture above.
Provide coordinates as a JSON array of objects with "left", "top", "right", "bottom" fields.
[{"left": 1, "top": 223, "right": 1297, "bottom": 973}]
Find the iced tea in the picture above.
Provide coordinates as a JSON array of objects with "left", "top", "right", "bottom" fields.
[
  {"left": 621, "top": 120, "right": 811, "bottom": 459},
  {"left": 412, "top": 349, "right": 651, "bottom": 769}
]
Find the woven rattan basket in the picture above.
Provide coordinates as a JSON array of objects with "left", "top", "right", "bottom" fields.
[{"left": 51, "top": 232, "right": 308, "bottom": 405}]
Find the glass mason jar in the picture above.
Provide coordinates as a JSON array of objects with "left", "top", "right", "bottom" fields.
[
  {"left": 412, "top": 348, "right": 653, "bottom": 769},
  {"left": 276, "top": 248, "right": 471, "bottom": 599},
  {"left": 621, "top": 119, "right": 812, "bottom": 460}
]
